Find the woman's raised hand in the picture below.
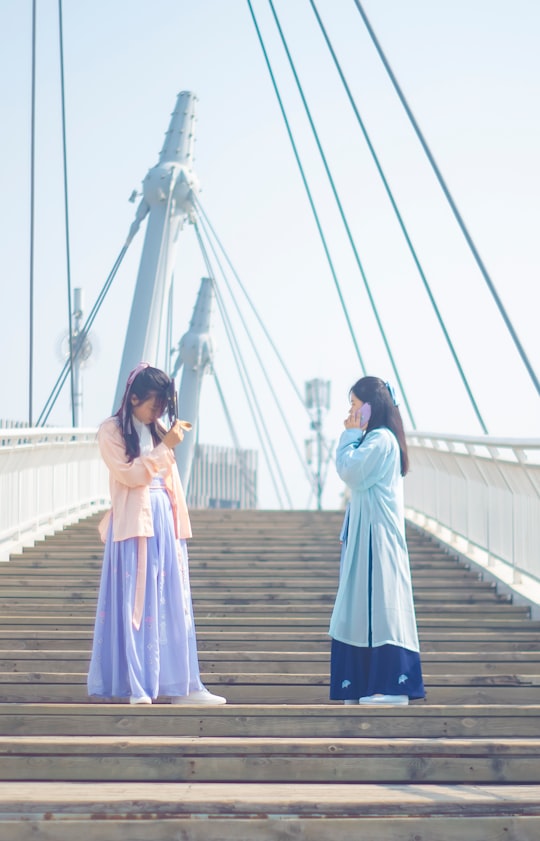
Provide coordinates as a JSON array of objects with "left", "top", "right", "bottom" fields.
[
  {"left": 163, "top": 420, "right": 185, "bottom": 449},
  {"left": 344, "top": 409, "right": 361, "bottom": 430}
]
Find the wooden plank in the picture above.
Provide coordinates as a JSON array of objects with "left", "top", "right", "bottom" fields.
[
  {"left": 3, "top": 649, "right": 540, "bottom": 664},
  {"left": 0, "top": 735, "right": 540, "bottom": 783},
  {"left": 1, "top": 594, "right": 494, "bottom": 607},
  {"left": 2, "top": 703, "right": 540, "bottom": 738},
  {"left": 6, "top": 655, "right": 540, "bottom": 675},
  {"left": 0, "top": 631, "right": 537, "bottom": 654},
  {"left": 1, "top": 616, "right": 537, "bottom": 631},
  {"left": 1, "top": 683, "right": 540, "bottom": 705},
  {"left": 3, "top": 816, "right": 540, "bottom": 841},
  {"left": 0, "top": 780, "right": 539, "bottom": 815},
  {"left": 3, "top": 734, "right": 540, "bottom": 755},
  {"left": 2, "top": 671, "right": 540, "bottom": 688}
]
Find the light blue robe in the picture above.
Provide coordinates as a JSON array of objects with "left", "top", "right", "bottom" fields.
[{"left": 329, "top": 427, "right": 420, "bottom": 652}]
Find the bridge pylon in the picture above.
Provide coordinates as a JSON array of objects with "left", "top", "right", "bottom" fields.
[{"left": 113, "top": 91, "right": 199, "bottom": 411}]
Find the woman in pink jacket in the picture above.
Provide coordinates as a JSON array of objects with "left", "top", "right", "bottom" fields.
[{"left": 87, "top": 362, "right": 226, "bottom": 706}]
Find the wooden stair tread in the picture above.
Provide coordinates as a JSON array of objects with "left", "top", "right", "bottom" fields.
[
  {"left": 0, "top": 780, "right": 538, "bottom": 814},
  {"left": 3, "top": 702, "right": 540, "bottom": 738},
  {"left": 2, "top": 734, "right": 540, "bottom": 751}
]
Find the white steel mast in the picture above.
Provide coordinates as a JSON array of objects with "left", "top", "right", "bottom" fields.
[
  {"left": 113, "top": 91, "right": 199, "bottom": 410},
  {"left": 171, "top": 277, "right": 215, "bottom": 487}
]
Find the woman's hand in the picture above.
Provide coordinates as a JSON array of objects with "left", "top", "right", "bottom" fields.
[
  {"left": 344, "top": 408, "right": 361, "bottom": 430},
  {"left": 163, "top": 420, "right": 185, "bottom": 449}
]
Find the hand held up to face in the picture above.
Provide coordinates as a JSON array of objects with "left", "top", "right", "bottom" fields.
[
  {"left": 344, "top": 398, "right": 370, "bottom": 431},
  {"left": 344, "top": 408, "right": 361, "bottom": 430},
  {"left": 163, "top": 420, "right": 185, "bottom": 449}
]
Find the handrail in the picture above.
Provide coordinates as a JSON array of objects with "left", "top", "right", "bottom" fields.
[
  {"left": 1, "top": 426, "right": 539, "bottom": 589},
  {"left": 0, "top": 427, "right": 109, "bottom": 561},
  {"left": 405, "top": 432, "right": 540, "bottom": 599},
  {"left": 407, "top": 431, "right": 540, "bottom": 455}
]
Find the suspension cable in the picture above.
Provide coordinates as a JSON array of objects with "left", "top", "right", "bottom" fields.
[
  {"left": 353, "top": 0, "right": 539, "bottom": 400},
  {"left": 194, "top": 196, "right": 308, "bottom": 413},
  {"left": 195, "top": 210, "right": 317, "bottom": 494},
  {"left": 58, "top": 0, "right": 75, "bottom": 425},
  {"left": 193, "top": 223, "right": 291, "bottom": 507},
  {"left": 213, "top": 283, "right": 289, "bottom": 509},
  {"left": 245, "top": 0, "right": 367, "bottom": 374},
  {"left": 309, "top": 0, "right": 488, "bottom": 432},
  {"left": 266, "top": 0, "right": 416, "bottom": 430},
  {"left": 37, "top": 243, "right": 129, "bottom": 426},
  {"left": 28, "top": 0, "right": 37, "bottom": 426}
]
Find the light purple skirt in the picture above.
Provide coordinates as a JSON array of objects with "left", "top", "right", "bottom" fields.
[{"left": 87, "top": 484, "right": 204, "bottom": 700}]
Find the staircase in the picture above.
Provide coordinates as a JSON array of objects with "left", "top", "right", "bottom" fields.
[{"left": 0, "top": 509, "right": 539, "bottom": 839}]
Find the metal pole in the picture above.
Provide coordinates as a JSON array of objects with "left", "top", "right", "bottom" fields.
[
  {"left": 72, "top": 288, "right": 83, "bottom": 426},
  {"left": 316, "top": 400, "right": 323, "bottom": 511}
]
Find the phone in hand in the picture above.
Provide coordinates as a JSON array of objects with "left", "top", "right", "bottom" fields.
[
  {"left": 359, "top": 402, "right": 372, "bottom": 426},
  {"left": 167, "top": 379, "right": 179, "bottom": 425},
  {"left": 166, "top": 380, "right": 193, "bottom": 431}
]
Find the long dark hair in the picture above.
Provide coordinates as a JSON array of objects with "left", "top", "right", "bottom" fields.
[
  {"left": 350, "top": 376, "right": 409, "bottom": 476},
  {"left": 115, "top": 366, "right": 171, "bottom": 461}
]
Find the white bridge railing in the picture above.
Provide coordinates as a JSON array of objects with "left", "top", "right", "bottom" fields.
[
  {"left": 405, "top": 433, "right": 540, "bottom": 594},
  {"left": 1, "top": 427, "right": 539, "bottom": 598},
  {"left": 0, "top": 428, "right": 109, "bottom": 562}
]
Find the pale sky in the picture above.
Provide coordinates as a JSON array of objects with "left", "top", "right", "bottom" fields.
[{"left": 1, "top": 0, "right": 539, "bottom": 508}]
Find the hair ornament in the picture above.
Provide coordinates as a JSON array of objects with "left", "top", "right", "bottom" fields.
[{"left": 385, "top": 381, "right": 399, "bottom": 406}]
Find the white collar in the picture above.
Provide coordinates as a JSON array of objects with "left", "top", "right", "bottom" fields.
[{"left": 132, "top": 416, "right": 153, "bottom": 454}]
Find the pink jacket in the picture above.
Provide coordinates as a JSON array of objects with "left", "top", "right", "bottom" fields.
[{"left": 97, "top": 417, "right": 192, "bottom": 543}]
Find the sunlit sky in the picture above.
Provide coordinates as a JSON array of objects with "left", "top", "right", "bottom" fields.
[{"left": 1, "top": 0, "right": 539, "bottom": 508}]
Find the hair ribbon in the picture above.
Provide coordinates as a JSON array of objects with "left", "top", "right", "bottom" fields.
[{"left": 385, "top": 381, "right": 399, "bottom": 406}]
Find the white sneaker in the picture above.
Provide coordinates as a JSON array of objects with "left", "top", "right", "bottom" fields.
[
  {"left": 170, "top": 688, "right": 227, "bottom": 705},
  {"left": 359, "top": 694, "right": 408, "bottom": 705},
  {"left": 129, "top": 695, "right": 152, "bottom": 705}
]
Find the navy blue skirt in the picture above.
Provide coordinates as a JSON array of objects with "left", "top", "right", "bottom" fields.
[{"left": 330, "top": 638, "right": 425, "bottom": 701}]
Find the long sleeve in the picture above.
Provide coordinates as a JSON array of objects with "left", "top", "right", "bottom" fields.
[
  {"left": 336, "top": 428, "right": 395, "bottom": 492},
  {"left": 98, "top": 419, "right": 174, "bottom": 489}
]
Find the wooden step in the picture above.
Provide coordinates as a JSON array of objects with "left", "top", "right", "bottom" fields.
[
  {"left": 1, "top": 734, "right": 540, "bottom": 784},
  {"left": 3, "top": 650, "right": 540, "bottom": 674},
  {"left": 2, "top": 703, "right": 540, "bottom": 738},
  {"left": 1, "top": 631, "right": 539, "bottom": 654},
  {"left": 0, "top": 615, "right": 535, "bottom": 631},
  {"left": 3, "top": 671, "right": 540, "bottom": 689},
  {"left": 2, "top": 680, "right": 540, "bottom": 705},
  {"left": 1, "top": 782, "right": 540, "bottom": 841}
]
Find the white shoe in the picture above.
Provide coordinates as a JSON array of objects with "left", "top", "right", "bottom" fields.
[
  {"left": 359, "top": 694, "right": 408, "bottom": 705},
  {"left": 343, "top": 699, "right": 359, "bottom": 705},
  {"left": 170, "top": 688, "right": 227, "bottom": 705},
  {"left": 129, "top": 695, "right": 152, "bottom": 705}
]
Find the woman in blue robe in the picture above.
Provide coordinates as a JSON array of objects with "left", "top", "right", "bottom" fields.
[{"left": 329, "top": 376, "right": 425, "bottom": 705}]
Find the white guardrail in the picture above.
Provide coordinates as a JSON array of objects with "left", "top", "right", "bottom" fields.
[
  {"left": 405, "top": 432, "right": 540, "bottom": 605},
  {"left": 1, "top": 427, "right": 539, "bottom": 601},
  {"left": 0, "top": 428, "right": 109, "bottom": 562}
]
